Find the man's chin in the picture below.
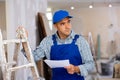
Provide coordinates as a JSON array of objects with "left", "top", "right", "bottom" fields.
[{"left": 65, "top": 32, "right": 71, "bottom": 36}]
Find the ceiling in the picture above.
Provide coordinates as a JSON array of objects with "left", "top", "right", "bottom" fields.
[
  {"left": 1, "top": 0, "right": 120, "bottom": 8},
  {"left": 47, "top": 0, "right": 120, "bottom": 9}
]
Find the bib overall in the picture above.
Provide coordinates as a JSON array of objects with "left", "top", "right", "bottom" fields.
[{"left": 50, "top": 34, "right": 84, "bottom": 80}]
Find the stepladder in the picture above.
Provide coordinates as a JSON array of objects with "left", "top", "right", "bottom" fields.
[
  {"left": 87, "top": 32, "right": 99, "bottom": 80},
  {"left": 0, "top": 28, "right": 45, "bottom": 80}
]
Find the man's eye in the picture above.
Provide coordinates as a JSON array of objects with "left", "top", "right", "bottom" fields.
[
  {"left": 61, "top": 23, "right": 64, "bottom": 26},
  {"left": 68, "top": 20, "right": 71, "bottom": 23}
]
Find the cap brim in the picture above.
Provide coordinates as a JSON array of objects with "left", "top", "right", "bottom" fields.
[{"left": 67, "top": 16, "right": 73, "bottom": 18}]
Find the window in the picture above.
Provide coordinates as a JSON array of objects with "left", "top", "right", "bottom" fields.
[{"left": 46, "top": 8, "right": 53, "bottom": 30}]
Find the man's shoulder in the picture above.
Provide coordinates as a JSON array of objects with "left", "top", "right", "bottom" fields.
[
  {"left": 43, "top": 35, "right": 53, "bottom": 41},
  {"left": 75, "top": 34, "right": 87, "bottom": 42},
  {"left": 40, "top": 35, "right": 53, "bottom": 45},
  {"left": 74, "top": 34, "right": 84, "bottom": 39}
]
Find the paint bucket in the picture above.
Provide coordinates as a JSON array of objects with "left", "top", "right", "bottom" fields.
[{"left": 101, "top": 62, "right": 112, "bottom": 75}]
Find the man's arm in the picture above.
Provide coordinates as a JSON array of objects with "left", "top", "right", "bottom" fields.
[{"left": 78, "top": 36, "right": 95, "bottom": 76}]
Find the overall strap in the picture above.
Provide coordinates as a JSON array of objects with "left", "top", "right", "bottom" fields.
[
  {"left": 52, "top": 34, "right": 57, "bottom": 45},
  {"left": 72, "top": 35, "right": 79, "bottom": 44}
]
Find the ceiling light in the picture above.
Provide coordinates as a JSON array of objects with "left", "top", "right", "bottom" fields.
[
  {"left": 89, "top": 5, "right": 93, "bottom": 8},
  {"left": 108, "top": 4, "right": 112, "bottom": 7},
  {"left": 71, "top": 6, "right": 75, "bottom": 10},
  {"left": 89, "top": 2, "right": 94, "bottom": 9}
]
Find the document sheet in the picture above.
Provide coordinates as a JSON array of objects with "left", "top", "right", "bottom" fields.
[{"left": 44, "top": 59, "right": 70, "bottom": 68}]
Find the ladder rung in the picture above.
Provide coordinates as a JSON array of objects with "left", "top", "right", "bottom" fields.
[
  {"left": 3, "top": 39, "right": 27, "bottom": 44},
  {"left": 7, "top": 63, "right": 33, "bottom": 72},
  {"left": 6, "top": 61, "right": 16, "bottom": 66}
]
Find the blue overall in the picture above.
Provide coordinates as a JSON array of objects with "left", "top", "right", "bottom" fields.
[{"left": 50, "top": 34, "right": 84, "bottom": 80}]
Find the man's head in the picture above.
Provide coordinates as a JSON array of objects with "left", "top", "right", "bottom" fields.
[
  {"left": 53, "top": 10, "right": 73, "bottom": 39},
  {"left": 53, "top": 10, "right": 72, "bottom": 24}
]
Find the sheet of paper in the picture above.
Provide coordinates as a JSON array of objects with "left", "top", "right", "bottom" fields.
[{"left": 44, "top": 59, "right": 70, "bottom": 68}]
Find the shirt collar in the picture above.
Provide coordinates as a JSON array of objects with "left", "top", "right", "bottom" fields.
[{"left": 55, "top": 30, "right": 76, "bottom": 40}]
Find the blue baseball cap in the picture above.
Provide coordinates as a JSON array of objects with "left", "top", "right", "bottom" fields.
[{"left": 53, "top": 10, "right": 73, "bottom": 24}]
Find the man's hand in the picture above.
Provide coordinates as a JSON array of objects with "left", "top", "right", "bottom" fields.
[
  {"left": 16, "top": 26, "right": 28, "bottom": 39},
  {"left": 64, "top": 64, "right": 80, "bottom": 74}
]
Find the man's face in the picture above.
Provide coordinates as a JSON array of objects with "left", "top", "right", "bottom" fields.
[{"left": 54, "top": 17, "right": 72, "bottom": 39}]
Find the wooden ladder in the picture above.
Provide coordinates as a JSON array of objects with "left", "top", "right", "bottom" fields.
[
  {"left": 87, "top": 32, "right": 99, "bottom": 80},
  {"left": 0, "top": 28, "right": 44, "bottom": 80}
]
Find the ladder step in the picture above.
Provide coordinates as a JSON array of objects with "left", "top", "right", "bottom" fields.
[
  {"left": 6, "top": 61, "right": 16, "bottom": 66},
  {"left": 3, "top": 39, "right": 27, "bottom": 44},
  {"left": 7, "top": 63, "right": 33, "bottom": 72}
]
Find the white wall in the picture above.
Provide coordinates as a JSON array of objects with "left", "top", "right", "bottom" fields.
[
  {"left": 5, "top": 0, "right": 47, "bottom": 58},
  {"left": 70, "top": 7, "right": 120, "bottom": 58},
  {"left": 6, "top": 0, "right": 47, "bottom": 48}
]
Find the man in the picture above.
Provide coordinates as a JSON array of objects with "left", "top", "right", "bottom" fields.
[{"left": 32, "top": 10, "right": 94, "bottom": 80}]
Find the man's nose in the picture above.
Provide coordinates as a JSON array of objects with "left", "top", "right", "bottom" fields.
[{"left": 65, "top": 22, "right": 70, "bottom": 28}]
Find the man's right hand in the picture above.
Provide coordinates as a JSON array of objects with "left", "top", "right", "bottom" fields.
[{"left": 16, "top": 26, "right": 28, "bottom": 39}]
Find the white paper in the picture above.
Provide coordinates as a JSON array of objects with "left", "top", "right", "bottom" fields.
[{"left": 44, "top": 59, "right": 70, "bottom": 68}]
